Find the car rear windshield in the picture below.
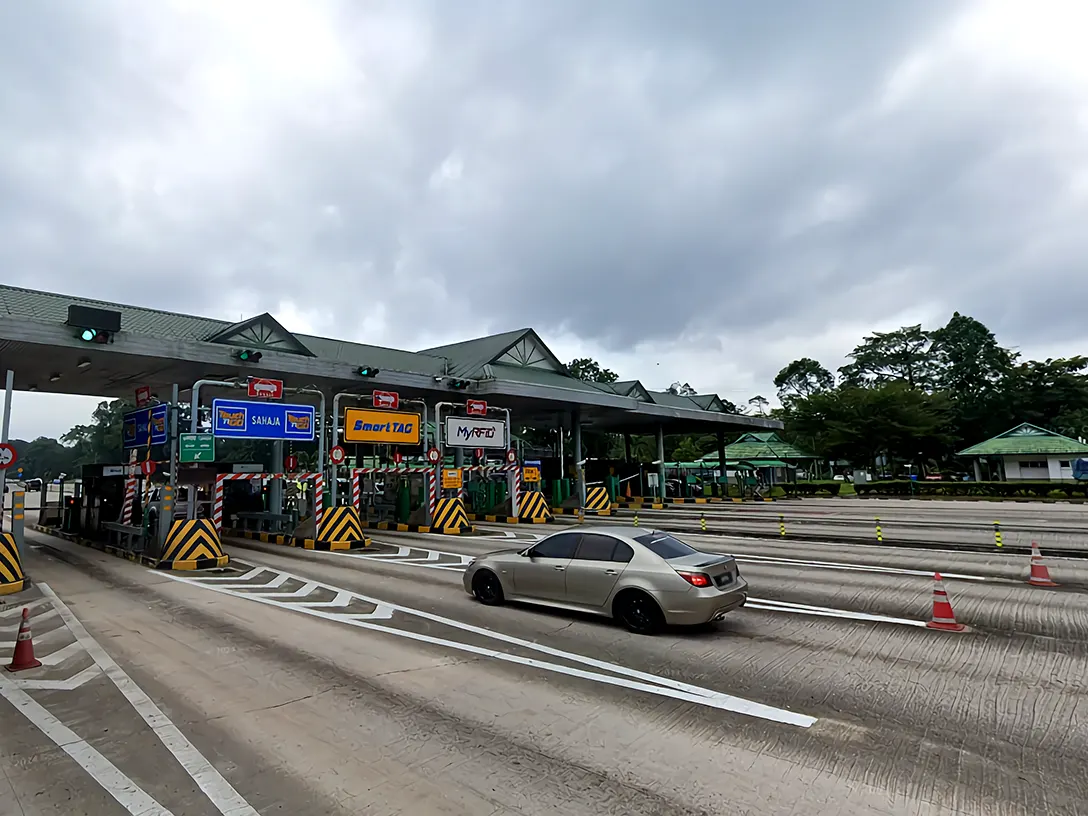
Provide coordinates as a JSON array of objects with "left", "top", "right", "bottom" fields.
[{"left": 634, "top": 532, "right": 698, "bottom": 559}]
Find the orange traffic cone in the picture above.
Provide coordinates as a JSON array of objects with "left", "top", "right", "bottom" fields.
[
  {"left": 926, "top": 573, "right": 965, "bottom": 632},
  {"left": 1028, "top": 542, "right": 1058, "bottom": 587},
  {"left": 6, "top": 608, "right": 42, "bottom": 672},
  {"left": 625, "top": 482, "right": 631, "bottom": 499}
]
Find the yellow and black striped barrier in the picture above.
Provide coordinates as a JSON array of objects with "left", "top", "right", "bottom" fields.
[
  {"left": 318, "top": 506, "right": 367, "bottom": 547},
  {"left": 778, "top": 514, "right": 786, "bottom": 537},
  {"left": 160, "top": 520, "right": 229, "bottom": 570},
  {"left": 993, "top": 520, "right": 1002, "bottom": 548},
  {"left": 517, "top": 492, "right": 553, "bottom": 523},
  {"left": 633, "top": 513, "right": 639, "bottom": 528},
  {"left": 700, "top": 513, "right": 707, "bottom": 532},
  {"left": 0, "top": 533, "right": 25, "bottom": 595},
  {"left": 585, "top": 487, "right": 612, "bottom": 515},
  {"left": 616, "top": 501, "right": 667, "bottom": 510},
  {"left": 431, "top": 498, "right": 474, "bottom": 534},
  {"left": 875, "top": 517, "right": 883, "bottom": 543}
]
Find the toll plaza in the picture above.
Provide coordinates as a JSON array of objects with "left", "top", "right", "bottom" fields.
[{"left": 0, "top": 285, "right": 778, "bottom": 590}]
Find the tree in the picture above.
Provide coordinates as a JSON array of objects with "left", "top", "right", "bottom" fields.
[
  {"left": 999, "top": 357, "right": 1088, "bottom": 439},
  {"left": 839, "top": 325, "right": 935, "bottom": 390},
  {"left": 930, "top": 312, "right": 1017, "bottom": 398},
  {"left": 62, "top": 400, "right": 133, "bottom": 466},
  {"left": 774, "top": 358, "right": 834, "bottom": 404},
  {"left": 667, "top": 382, "right": 697, "bottom": 396},
  {"left": 748, "top": 395, "right": 769, "bottom": 416},
  {"left": 10, "top": 437, "right": 79, "bottom": 480},
  {"left": 566, "top": 358, "right": 618, "bottom": 384}
]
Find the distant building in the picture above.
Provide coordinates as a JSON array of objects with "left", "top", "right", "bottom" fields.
[
  {"left": 957, "top": 422, "right": 1088, "bottom": 481},
  {"left": 698, "top": 432, "right": 818, "bottom": 483}
]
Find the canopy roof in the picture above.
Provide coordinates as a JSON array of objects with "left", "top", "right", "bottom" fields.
[{"left": 957, "top": 423, "right": 1088, "bottom": 457}]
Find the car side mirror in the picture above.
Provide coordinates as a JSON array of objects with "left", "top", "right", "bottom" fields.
[{"left": 520, "top": 548, "right": 534, "bottom": 557}]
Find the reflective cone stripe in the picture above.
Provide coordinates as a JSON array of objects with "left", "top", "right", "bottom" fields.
[
  {"left": 1028, "top": 542, "right": 1058, "bottom": 587},
  {"left": 926, "top": 572, "right": 965, "bottom": 631},
  {"left": 6, "top": 608, "right": 42, "bottom": 672}
]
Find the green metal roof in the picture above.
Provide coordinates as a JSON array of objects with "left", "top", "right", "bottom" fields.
[
  {"left": 698, "top": 432, "right": 816, "bottom": 462},
  {"left": 957, "top": 423, "right": 1088, "bottom": 457}
]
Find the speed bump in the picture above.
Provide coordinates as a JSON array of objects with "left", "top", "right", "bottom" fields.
[
  {"left": 160, "top": 519, "right": 229, "bottom": 570},
  {"left": 0, "top": 533, "right": 25, "bottom": 595}
]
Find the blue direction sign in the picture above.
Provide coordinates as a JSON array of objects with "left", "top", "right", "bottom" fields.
[
  {"left": 211, "top": 399, "right": 315, "bottom": 441},
  {"left": 122, "top": 404, "right": 169, "bottom": 449}
]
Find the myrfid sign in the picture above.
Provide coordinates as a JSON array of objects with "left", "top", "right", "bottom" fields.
[{"left": 443, "top": 416, "right": 507, "bottom": 449}]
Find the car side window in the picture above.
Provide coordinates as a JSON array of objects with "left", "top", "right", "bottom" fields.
[
  {"left": 574, "top": 533, "right": 619, "bottom": 561},
  {"left": 611, "top": 541, "right": 634, "bottom": 563},
  {"left": 530, "top": 533, "right": 580, "bottom": 560}
]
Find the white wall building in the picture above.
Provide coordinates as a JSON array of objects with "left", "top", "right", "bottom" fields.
[{"left": 958, "top": 423, "right": 1088, "bottom": 482}]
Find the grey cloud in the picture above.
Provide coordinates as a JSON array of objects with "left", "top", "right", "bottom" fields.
[{"left": 1, "top": 0, "right": 1084, "bottom": 392}]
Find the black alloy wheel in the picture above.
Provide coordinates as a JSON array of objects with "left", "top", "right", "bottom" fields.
[
  {"left": 616, "top": 592, "right": 664, "bottom": 635},
  {"left": 472, "top": 570, "right": 505, "bottom": 606}
]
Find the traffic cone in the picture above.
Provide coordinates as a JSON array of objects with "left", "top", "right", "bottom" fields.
[
  {"left": 6, "top": 608, "right": 43, "bottom": 672},
  {"left": 1028, "top": 542, "right": 1058, "bottom": 587},
  {"left": 625, "top": 482, "right": 631, "bottom": 499},
  {"left": 926, "top": 573, "right": 965, "bottom": 632}
]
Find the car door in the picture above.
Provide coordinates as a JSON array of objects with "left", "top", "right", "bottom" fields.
[
  {"left": 563, "top": 533, "right": 632, "bottom": 608},
  {"left": 512, "top": 532, "right": 581, "bottom": 601}
]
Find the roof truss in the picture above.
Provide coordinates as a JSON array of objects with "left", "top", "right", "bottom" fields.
[
  {"left": 206, "top": 313, "right": 315, "bottom": 357},
  {"left": 494, "top": 330, "right": 565, "bottom": 373}
]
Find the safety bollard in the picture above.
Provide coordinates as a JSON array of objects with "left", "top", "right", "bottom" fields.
[
  {"left": 875, "top": 517, "right": 883, "bottom": 543},
  {"left": 633, "top": 513, "right": 639, "bottom": 528},
  {"left": 778, "top": 514, "right": 785, "bottom": 537},
  {"left": 993, "top": 520, "right": 1002, "bottom": 548},
  {"left": 700, "top": 513, "right": 707, "bottom": 532},
  {"left": 577, "top": 507, "right": 585, "bottom": 524}
]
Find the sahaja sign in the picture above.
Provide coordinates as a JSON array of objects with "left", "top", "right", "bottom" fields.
[{"left": 444, "top": 416, "right": 507, "bottom": 449}]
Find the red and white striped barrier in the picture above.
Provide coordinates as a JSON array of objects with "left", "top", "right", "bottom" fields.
[
  {"left": 213, "top": 472, "right": 324, "bottom": 535},
  {"left": 349, "top": 467, "right": 436, "bottom": 524},
  {"left": 120, "top": 478, "right": 138, "bottom": 525}
]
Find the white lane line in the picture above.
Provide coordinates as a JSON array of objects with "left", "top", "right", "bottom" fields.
[
  {"left": 39, "top": 585, "right": 260, "bottom": 816},
  {"left": 0, "top": 607, "right": 59, "bottom": 630},
  {"left": 212, "top": 572, "right": 291, "bottom": 591},
  {"left": 295, "top": 590, "right": 352, "bottom": 609},
  {"left": 735, "top": 554, "right": 989, "bottom": 582},
  {"left": 746, "top": 598, "right": 927, "bottom": 628},
  {"left": 170, "top": 574, "right": 813, "bottom": 727},
  {"left": 9, "top": 664, "right": 103, "bottom": 691},
  {"left": 0, "top": 598, "right": 50, "bottom": 618},
  {"left": 196, "top": 567, "right": 267, "bottom": 583},
  {"left": 39, "top": 640, "right": 86, "bottom": 667},
  {"left": 0, "top": 624, "right": 68, "bottom": 653},
  {"left": 0, "top": 676, "right": 175, "bottom": 815},
  {"left": 167, "top": 566, "right": 815, "bottom": 728},
  {"left": 247, "top": 580, "right": 318, "bottom": 599}
]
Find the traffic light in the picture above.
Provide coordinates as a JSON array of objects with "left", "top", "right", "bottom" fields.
[
  {"left": 450, "top": 379, "right": 470, "bottom": 389},
  {"left": 235, "top": 349, "right": 263, "bottom": 362},
  {"left": 357, "top": 366, "right": 379, "bottom": 377},
  {"left": 78, "top": 328, "right": 111, "bottom": 344}
]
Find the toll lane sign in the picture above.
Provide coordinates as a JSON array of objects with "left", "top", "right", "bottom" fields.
[
  {"left": 343, "top": 408, "right": 421, "bottom": 445},
  {"left": 122, "top": 404, "right": 168, "bottom": 449},
  {"left": 211, "top": 399, "right": 315, "bottom": 441},
  {"left": 179, "top": 434, "right": 215, "bottom": 463}
]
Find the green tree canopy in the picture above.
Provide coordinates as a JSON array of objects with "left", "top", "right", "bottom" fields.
[
  {"left": 839, "top": 324, "right": 935, "bottom": 390},
  {"left": 566, "top": 358, "right": 618, "bottom": 383},
  {"left": 774, "top": 358, "right": 834, "bottom": 404}
]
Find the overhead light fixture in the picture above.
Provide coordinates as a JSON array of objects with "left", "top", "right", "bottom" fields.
[
  {"left": 357, "top": 365, "right": 379, "bottom": 377},
  {"left": 77, "top": 358, "right": 91, "bottom": 370},
  {"left": 49, "top": 373, "right": 61, "bottom": 382}
]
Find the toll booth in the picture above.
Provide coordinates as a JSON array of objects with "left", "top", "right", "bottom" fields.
[
  {"left": 352, "top": 466, "right": 432, "bottom": 526},
  {"left": 76, "top": 464, "right": 131, "bottom": 538}
]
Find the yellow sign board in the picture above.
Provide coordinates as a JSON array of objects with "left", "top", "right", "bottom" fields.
[
  {"left": 343, "top": 408, "right": 421, "bottom": 444},
  {"left": 522, "top": 466, "right": 541, "bottom": 482},
  {"left": 441, "top": 468, "right": 463, "bottom": 489}
]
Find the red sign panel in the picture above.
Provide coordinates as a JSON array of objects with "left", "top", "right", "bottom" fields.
[
  {"left": 0, "top": 443, "right": 17, "bottom": 470},
  {"left": 140, "top": 460, "right": 157, "bottom": 476},
  {"left": 135, "top": 386, "right": 151, "bottom": 408},
  {"left": 284, "top": 454, "right": 298, "bottom": 471},
  {"left": 466, "top": 399, "right": 487, "bottom": 416},
  {"left": 373, "top": 390, "right": 400, "bottom": 410},
  {"left": 248, "top": 377, "right": 283, "bottom": 400},
  {"left": 393, "top": 451, "right": 403, "bottom": 465}
]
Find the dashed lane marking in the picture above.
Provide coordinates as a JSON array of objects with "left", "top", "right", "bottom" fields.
[{"left": 166, "top": 564, "right": 817, "bottom": 728}]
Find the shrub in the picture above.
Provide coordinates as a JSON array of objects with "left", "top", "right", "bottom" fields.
[
  {"left": 852, "top": 480, "right": 1088, "bottom": 500},
  {"left": 781, "top": 481, "right": 842, "bottom": 498}
]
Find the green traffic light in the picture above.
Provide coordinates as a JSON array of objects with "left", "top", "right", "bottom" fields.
[
  {"left": 239, "top": 350, "right": 250, "bottom": 361},
  {"left": 80, "top": 329, "right": 96, "bottom": 341}
]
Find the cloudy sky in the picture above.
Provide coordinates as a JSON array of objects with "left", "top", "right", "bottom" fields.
[{"left": 3, "top": 0, "right": 1087, "bottom": 440}]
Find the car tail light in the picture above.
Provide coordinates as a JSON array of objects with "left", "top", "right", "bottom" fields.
[{"left": 676, "top": 571, "right": 712, "bottom": 588}]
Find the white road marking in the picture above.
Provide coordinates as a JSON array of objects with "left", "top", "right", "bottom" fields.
[
  {"left": 747, "top": 598, "right": 928, "bottom": 628},
  {"left": 39, "top": 640, "right": 85, "bottom": 667},
  {"left": 0, "top": 599, "right": 51, "bottom": 618},
  {"left": 39, "top": 585, "right": 261, "bottom": 816},
  {"left": 735, "top": 554, "right": 989, "bottom": 582},
  {"left": 9, "top": 664, "right": 103, "bottom": 691},
  {"left": 0, "top": 676, "right": 176, "bottom": 815},
  {"left": 0, "top": 607, "right": 58, "bottom": 630},
  {"left": 167, "top": 565, "right": 816, "bottom": 728}
]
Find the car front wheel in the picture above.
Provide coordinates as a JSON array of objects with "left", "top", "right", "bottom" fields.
[{"left": 471, "top": 570, "right": 505, "bottom": 606}]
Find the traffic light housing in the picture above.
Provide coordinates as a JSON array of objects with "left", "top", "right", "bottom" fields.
[
  {"left": 235, "top": 349, "right": 263, "bottom": 363},
  {"left": 78, "top": 328, "right": 111, "bottom": 344},
  {"left": 357, "top": 366, "right": 379, "bottom": 377},
  {"left": 450, "top": 379, "right": 470, "bottom": 389}
]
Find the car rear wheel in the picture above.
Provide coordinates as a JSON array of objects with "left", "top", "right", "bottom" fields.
[
  {"left": 614, "top": 591, "right": 665, "bottom": 635},
  {"left": 472, "top": 570, "right": 505, "bottom": 606}
]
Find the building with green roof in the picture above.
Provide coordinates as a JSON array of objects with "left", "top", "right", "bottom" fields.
[
  {"left": 957, "top": 423, "right": 1088, "bottom": 481},
  {"left": 696, "top": 432, "right": 818, "bottom": 482}
]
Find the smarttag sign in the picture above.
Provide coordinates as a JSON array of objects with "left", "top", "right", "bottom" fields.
[
  {"left": 211, "top": 399, "right": 315, "bottom": 441},
  {"left": 122, "top": 404, "right": 169, "bottom": 449},
  {"left": 444, "top": 416, "right": 506, "bottom": 449},
  {"left": 343, "top": 408, "right": 420, "bottom": 445}
]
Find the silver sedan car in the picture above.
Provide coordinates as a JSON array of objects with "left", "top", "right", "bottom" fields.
[{"left": 462, "top": 526, "right": 748, "bottom": 634}]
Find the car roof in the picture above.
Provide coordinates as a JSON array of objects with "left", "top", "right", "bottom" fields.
[{"left": 554, "top": 525, "right": 666, "bottom": 538}]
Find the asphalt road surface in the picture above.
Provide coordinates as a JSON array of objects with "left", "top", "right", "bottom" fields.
[{"left": 2, "top": 521, "right": 1087, "bottom": 815}]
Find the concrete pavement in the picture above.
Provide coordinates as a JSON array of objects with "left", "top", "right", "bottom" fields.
[{"left": 1, "top": 521, "right": 1085, "bottom": 814}]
